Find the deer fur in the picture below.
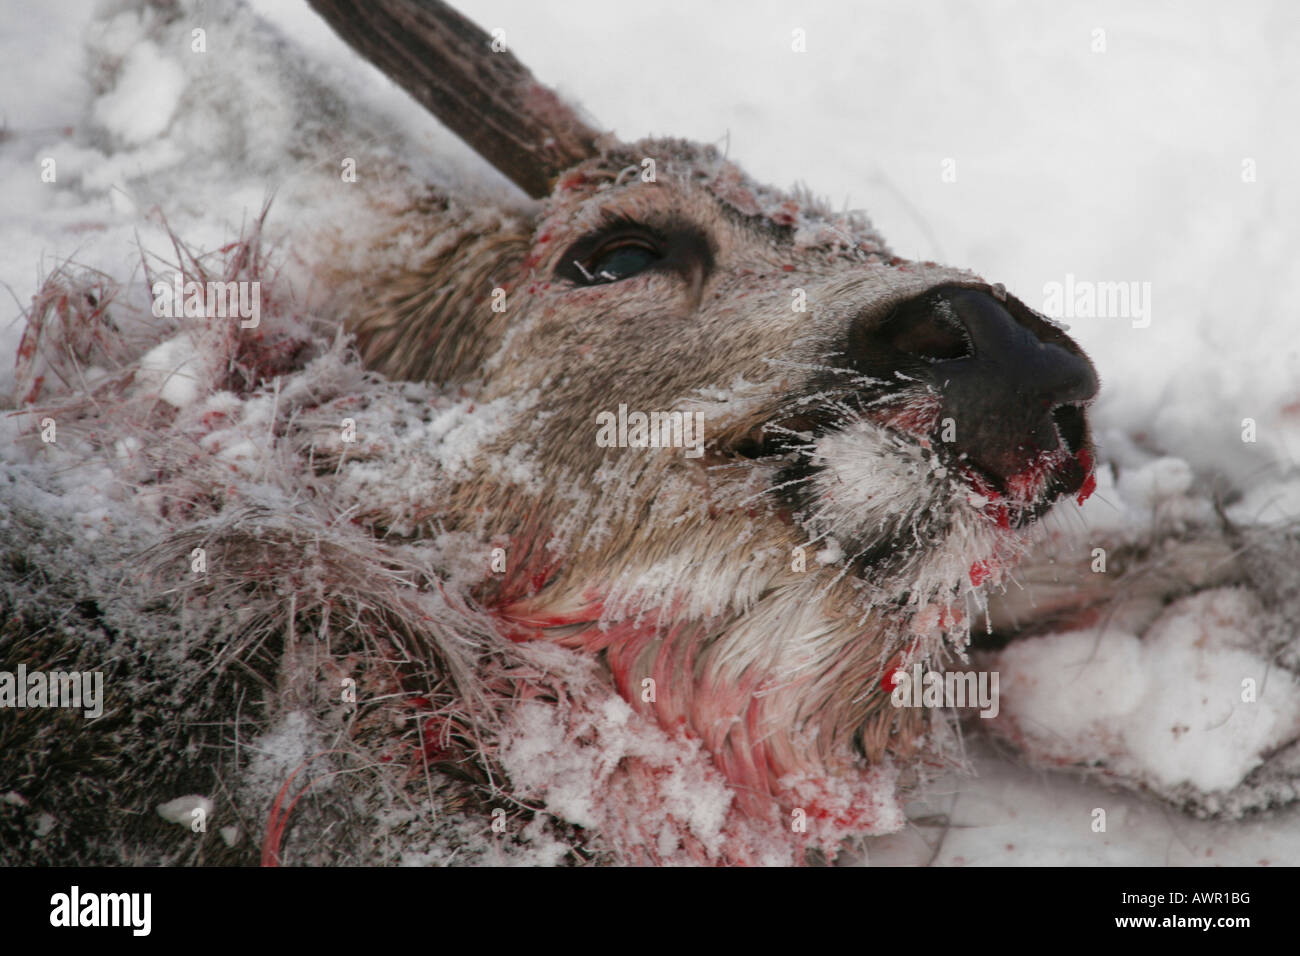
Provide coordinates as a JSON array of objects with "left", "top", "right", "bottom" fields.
[{"left": 334, "top": 136, "right": 1059, "bottom": 820}]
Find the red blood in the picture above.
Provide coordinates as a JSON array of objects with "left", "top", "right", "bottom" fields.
[
  {"left": 969, "top": 560, "right": 992, "bottom": 586},
  {"left": 1076, "top": 472, "right": 1097, "bottom": 505},
  {"left": 781, "top": 264, "right": 796, "bottom": 272},
  {"left": 1075, "top": 448, "right": 1096, "bottom": 505},
  {"left": 882, "top": 668, "right": 905, "bottom": 692}
]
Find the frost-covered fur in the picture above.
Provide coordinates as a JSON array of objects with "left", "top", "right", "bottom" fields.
[
  {"left": 4, "top": 0, "right": 1300, "bottom": 866},
  {"left": 0, "top": 230, "right": 911, "bottom": 863}
]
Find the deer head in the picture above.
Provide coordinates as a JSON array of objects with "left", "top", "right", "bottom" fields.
[{"left": 310, "top": 0, "right": 1100, "bottom": 820}]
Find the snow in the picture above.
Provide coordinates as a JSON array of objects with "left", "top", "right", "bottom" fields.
[
  {"left": 156, "top": 794, "right": 214, "bottom": 826},
  {"left": 1073, "top": 456, "right": 1215, "bottom": 537},
  {"left": 2, "top": 0, "right": 1298, "bottom": 865},
  {"left": 136, "top": 334, "right": 207, "bottom": 408},
  {"left": 497, "top": 649, "right": 743, "bottom": 861},
  {"left": 91, "top": 40, "right": 186, "bottom": 146},
  {"left": 995, "top": 589, "right": 1300, "bottom": 793}
]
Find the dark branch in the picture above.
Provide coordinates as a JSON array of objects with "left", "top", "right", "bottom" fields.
[{"left": 308, "top": 0, "right": 602, "bottom": 198}]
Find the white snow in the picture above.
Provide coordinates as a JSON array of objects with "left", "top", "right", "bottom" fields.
[
  {"left": 136, "top": 334, "right": 207, "bottom": 409},
  {"left": 996, "top": 589, "right": 1300, "bottom": 793},
  {"left": 92, "top": 40, "right": 186, "bottom": 146},
  {"left": 497, "top": 650, "right": 743, "bottom": 861},
  {"left": 156, "top": 794, "right": 214, "bottom": 826}
]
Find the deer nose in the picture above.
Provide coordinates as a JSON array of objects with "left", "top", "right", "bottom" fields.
[{"left": 862, "top": 285, "right": 1099, "bottom": 489}]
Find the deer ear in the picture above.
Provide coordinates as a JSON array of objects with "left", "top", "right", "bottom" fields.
[{"left": 347, "top": 204, "right": 533, "bottom": 385}]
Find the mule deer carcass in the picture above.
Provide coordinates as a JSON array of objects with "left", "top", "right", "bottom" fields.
[
  {"left": 4, "top": 0, "right": 1299, "bottom": 866},
  {"left": 315, "top": 0, "right": 1104, "bottom": 820}
]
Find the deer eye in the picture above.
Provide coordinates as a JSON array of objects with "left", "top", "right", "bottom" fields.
[
  {"left": 589, "top": 241, "right": 659, "bottom": 282},
  {"left": 555, "top": 220, "right": 712, "bottom": 288},
  {"left": 564, "top": 236, "right": 662, "bottom": 285}
]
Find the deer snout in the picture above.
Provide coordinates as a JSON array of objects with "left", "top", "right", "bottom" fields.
[{"left": 862, "top": 285, "right": 1099, "bottom": 496}]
